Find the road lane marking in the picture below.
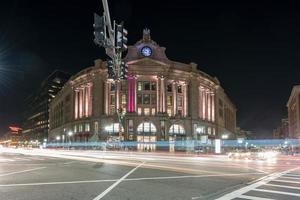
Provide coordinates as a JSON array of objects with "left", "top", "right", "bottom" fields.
[
  {"left": 0, "top": 167, "right": 46, "bottom": 177},
  {"left": 63, "top": 161, "right": 76, "bottom": 165},
  {"left": 0, "top": 158, "right": 14, "bottom": 162},
  {"left": 92, "top": 162, "right": 145, "bottom": 200},
  {"left": 253, "top": 188, "right": 300, "bottom": 197},
  {"left": 265, "top": 183, "right": 300, "bottom": 190},
  {"left": 283, "top": 174, "right": 300, "bottom": 178},
  {"left": 0, "top": 179, "right": 118, "bottom": 187},
  {"left": 214, "top": 167, "right": 300, "bottom": 200},
  {"left": 271, "top": 179, "right": 300, "bottom": 184},
  {"left": 239, "top": 195, "right": 275, "bottom": 200},
  {"left": 0, "top": 172, "right": 263, "bottom": 187},
  {"left": 278, "top": 176, "right": 300, "bottom": 180}
]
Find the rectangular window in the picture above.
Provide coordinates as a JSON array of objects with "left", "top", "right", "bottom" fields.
[
  {"left": 167, "top": 108, "right": 172, "bottom": 116},
  {"left": 144, "top": 81, "right": 150, "bottom": 90},
  {"left": 85, "top": 123, "right": 90, "bottom": 132},
  {"left": 151, "top": 94, "right": 156, "bottom": 105},
  {"left": 151, "top": 108, "right": 156, "bottom": 115},
  {"left": 167, "top": 95, "right": 173, "bottom": 106},
  {"left": 177, "top": 96, "right": 183, "bottom": 107},
  {"left": 121, "top": 94, "right": 126, "bottom": 104},
  {"left": 177, "top": 85, "right": 182, "bottom": 93},
  {"left": 79, "top": 124, "right": 83, "bottom": 132},
  {"left": 110, "top": 107, "right": 115, "bottom": 114},
  {"left": 137, "top": 94, "right": 142, "bottom": 104},
  {"left": 138, "top": 81, "right": 142, "bottom": 91},
  {"left": 144, "top": 108, "right": 150, "bottom": 116},
  {"left": 110, "top": 94, "right": 115, "bottom": 105},
  {"left": 74, "top": 125, "right": 77, "bottom": 133},
  {"left": 143, "top": 94, "right": 150, "bottom": 104},
  {"left": 121, "top": 81, "right": 126, "bottom": 91},
  {"left": 138, "top": 107, "right": 142, "bottom": 115},
  {"left": 110, "top": 83, "right": 115, "bottom": 91},
  {"left": 94, "top": 122, "right": 98, "bottom": 134},
  {"left": 167, "top": 84, "right": 172, "bottom": 92},
  {"left": 151, "top": 82, "right": 156, "bottom": 90}
]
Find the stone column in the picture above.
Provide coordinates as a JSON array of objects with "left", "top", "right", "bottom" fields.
[
  {"left": 156, "top": 77, "right": 160, "bottom": 112},
  {"left": 74, "top": 90, "right": 78, "bottom": 119},
  {"left": 116, "top": 80, "right": 120, "bottom": 110},
  {"left": 211, "top": 93, "right": 215, "bottom": 122},
  {"left": 172, "top": 82, "right": 177, "bottom": 116},
  {"left": 183, "top": 83, "right": 188, "bottom": 117},
  {"left": 160, "top": 77, "right": 165, "bottom": 113},
  {"left": 104, "top": 81, "right": 109, "bottom": 115}
]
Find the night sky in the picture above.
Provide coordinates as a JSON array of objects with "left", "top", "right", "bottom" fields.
[{"left": 1, "top": 0, "right": 300, "bottom": 138}]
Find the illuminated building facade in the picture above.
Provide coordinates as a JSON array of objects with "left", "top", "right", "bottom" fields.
[
  {"left": 22, "top": 70, "right": 70, "bottom": 141},
  {"left": 287, "top": 85, "right": 300, "bottom": 138},
  {"left": 49, "top": 30, "right": 236, "bottom": 149}
]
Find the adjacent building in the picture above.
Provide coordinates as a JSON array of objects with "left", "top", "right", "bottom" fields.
[
  {"left": 48, "top": 29, "right": 237, "bottom": 150},
  {"left": 287, "top": 85, "right": 300, "bottom": 138},
  {"left": 272, "top": 118, "right": 289, "bottom": 139},
  {"left": 22, "top": 70, "right": 70, "bottom": 141}
]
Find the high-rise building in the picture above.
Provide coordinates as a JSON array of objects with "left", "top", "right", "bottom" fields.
[
  {"left": 273, "top": 118, "right": 289, "bottom": 139},
  {"left": 22, "top": 70, "right": 70, "bottom": 141},
  {"left": 287, "top": 85, "right": 300, "bottom": 138}
]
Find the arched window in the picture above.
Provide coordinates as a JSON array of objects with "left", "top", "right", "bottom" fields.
[
  {"left": 137, "top": 122, "right": 157, "bottom": 134},
  {"left": 169, "top": 124, "right": 185, "bottom": 135},
  {"left": 105, "top": 123, "right": 120, "bottom": 134}
]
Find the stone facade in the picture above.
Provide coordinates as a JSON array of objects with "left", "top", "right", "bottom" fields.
[
  {"left": 287, "top": 86, "right": 300, "bottom": 138},
  {"left": 48, "top": 30, "right": 237, "bottom": 147}
]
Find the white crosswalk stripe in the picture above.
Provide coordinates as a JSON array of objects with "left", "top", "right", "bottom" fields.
[
  {"left": 215, "top": 167, "right": 300, "bottom": 200},
  {"left": 0, "top": 157, "right": 45, "bottom": 162}
]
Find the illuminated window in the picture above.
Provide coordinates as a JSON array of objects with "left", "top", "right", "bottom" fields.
[
  {"left": 151, "top": 82, "right": 156, "bottom": 90},
  {"left": 208, "top": 127, "right": 211, "bottom": 135},
  {"left": 167, "top": 96, "right": 173, "bottom": 106},
  {"left": 110, "top": 95, "right": 115, "bottom": 105},
  {"left": 177, "top": 85, "right": 182, "bottom": 93},
  {"left": 143, "top": 94, "right": 150, "bottom": 104},
  {"left": 144, "top": 108, "right": 150, "bottom": 116},
  {"left": 79, "top": 124, "right": 83, "bottom": 132},
  {"left": 167, "top": 108, "right": 172, "bottom": 116},
  {"left": 74, "top": 125, "right": 77, "bottom": 133},
  {"left": 105, "top": 123, "right": 120, "bottom": 134},
  {"left": 151, "top": 94, "right": 156, "bottom": 104},
  {"left": 138, "top": 107, "right": 142, "bottom": 115},
  {"left": 151, "top": 108, "right": 156, "bottom": 115},
  {"left": 169, "top": 124, "right": 185, "bottom": 135},
  {"left": 94, "top": 122, "right": 99, "bottom": 134},
  {"left": 121, "top": 94, "right": 126, "bottom": 104},
  {"left": 138, "top": 81, "right": 142, "bottom": 91},
  {"left": 144, "top": 82, "right": 150, "bottom": 90},
  {"left": 137, "top": 122, "right": 157, "bottom": 134},
  {"left": 85, "top": 123, "right": 90, "bottom": 132}
]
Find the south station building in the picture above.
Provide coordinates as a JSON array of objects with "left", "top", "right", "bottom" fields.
[{"left": 49, "top": 29, "right": 236, "bottom": 150}]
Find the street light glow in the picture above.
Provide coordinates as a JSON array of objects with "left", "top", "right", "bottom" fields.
[{"left": 68, "top": 131, "right": 73, "bottom": 136}]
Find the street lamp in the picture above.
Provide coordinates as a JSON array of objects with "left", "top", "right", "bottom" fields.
[
  {"left": 56, "top": 136, "right": 61, "bottom": 142},
  {"left": 67, "top": 131, "right": 73, "bottom": 149}
]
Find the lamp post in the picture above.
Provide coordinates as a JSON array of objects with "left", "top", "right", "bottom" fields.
[{"left": 56, "top": 136, "right": 61, "bottom": 148}]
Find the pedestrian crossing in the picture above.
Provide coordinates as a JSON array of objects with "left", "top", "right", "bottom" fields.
[{"left": 216, "top": 168, "right": 300, "bottom": 200}]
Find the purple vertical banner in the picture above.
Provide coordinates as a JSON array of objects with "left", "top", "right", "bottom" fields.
[{"left": 127, "top": 75, "right": 135, "bottom": 112}]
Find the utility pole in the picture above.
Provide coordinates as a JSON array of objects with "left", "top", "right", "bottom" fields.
[{"left": 93, "top": 0, "right": 128, "bottom": 141}]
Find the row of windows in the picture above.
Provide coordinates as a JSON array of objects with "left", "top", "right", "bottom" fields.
[{"left": 74, "top": 123, "right": 90, "bottom": 133}]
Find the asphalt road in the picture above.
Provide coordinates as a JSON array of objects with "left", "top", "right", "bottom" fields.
[{"left": 0, "top": 148, "right": 300, "bottom": 200}]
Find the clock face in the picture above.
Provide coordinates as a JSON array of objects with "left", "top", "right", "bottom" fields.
[{"left": 141, "top": 46, "right": 152, "bottom": 57}]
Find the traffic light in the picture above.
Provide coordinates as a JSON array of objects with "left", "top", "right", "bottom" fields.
[
  {"left": 93, "top": 13, "right": 106, "bottom": 47},
  {"left": 107, "top": 60, "right": 115, "bottom": 80},
  {"left": 114, "top": 22, "right": 128, "bottom": 52},
  {"left": 120, "top": 61, "right": 128, "bottom": 80}
]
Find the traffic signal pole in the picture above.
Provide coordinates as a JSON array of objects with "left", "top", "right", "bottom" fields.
[{"left": 95, "top": 0, "right": 128, "bottom": 142}]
